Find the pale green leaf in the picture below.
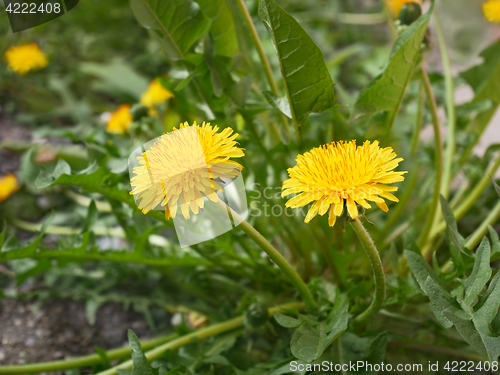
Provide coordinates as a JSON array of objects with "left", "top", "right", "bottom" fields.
[
  {"left": 263, "top": 91, "right": 292, "bottom": 119},
  {"left": 259, "top": 0, "right": 336, "bottom": 126},
  {"left": 463, "top": 238, "right": 491, "bottom": 306},
  {"left": 273, "top": 311, "right": 305, "bottom": 328},
  {"left": 425, "top": 276, "right": 457, "bottom": 329}
]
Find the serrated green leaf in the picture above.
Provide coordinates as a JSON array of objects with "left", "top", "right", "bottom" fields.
[
  {"left": 474, "top": 272, "right": 500, "bottom": 329},
  {"left": 463, "top": 238, "right": 491, "bottom": 306},
  {"left": 425, "top": 276, "right": 458, "bottom": 329},
  {"left": 462, "top": 40, "right": 500, "bottom": 148},
  {"left": 290, "top": 300, "right": 347, "bottom": 363},
  {"left": 273, "top": 311, "right": 305, "bottom": 328},
  {"left": 131, "top": 0, "right": 211, "bottom": 59},
  {"left": 352, "top": 5, "right": 432, "bottom": 125},
  {"left": 258, "top": 0, "right": 336, "bottom": 127},
  {"left": 128, "top": 329, "right": 159, "bottom": 375},
  {"left": 404, "top": 232, "right": 450, "bottom": 294},
  {"left": 197, "top": 0, "right": 238, "bottom": 57},
  {"left": 443, "top": 307, "right": 490, "bottom": 360}
]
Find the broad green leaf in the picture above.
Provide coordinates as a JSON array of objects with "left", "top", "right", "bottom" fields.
[
  {"left": 404, "top": 232, "right": 450, "bottom": 293},
  {"left": 425, "top": 276, "right": 458, "bottom": 329},
  {"left": 128, "top": 329, "right": 159, "bottom": 375},
  {"left": 352, "top": 5, "right": 432, "bottom": 125},
  {"left": 197, "top": 0, "right": 239, "bottom": 57},
  {"left": 463, "top": 238, "right": 491, "bottom": 306},
  {"left": 462, "top": 40, "right": 500, "bottom": 147},
  {"left": 258, "top": 0, "right": 336, "bottom": 127},
  {"left": 290, "top": 301, "right": 348, "bottom": 363},
  {"left": 273, "top": 311, "right": 305, "bottom": 328},
  {"left": 474, "top": 272, "right": 500, "bottom": 329},
  {"left": 443, "top": 307, "right": 490, "bottom": 360},
  {"left": 35, "top": 159, "right": 71, "bottom": 190},
  {"left": 131, "top": 0, "right": 211, "bottom": 59}
]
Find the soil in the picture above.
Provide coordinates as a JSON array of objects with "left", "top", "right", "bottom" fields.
[{"left": 0, "top": 298, "right": 153, "bottom": 368}]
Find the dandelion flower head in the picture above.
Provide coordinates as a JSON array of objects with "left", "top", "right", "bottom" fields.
[
  {"left": 282, "top": 140, "right": 407, "bottom": 227},
  {"left": 107, "top": 104, "right": 132, "bottom": 134},
  {"left": 386, "top": 0, "right": 422, "bottom": 17},
  {"left": 483, "top": 0, "right": 500, "bottom": 23},
  {"left": 140, "top": 78, "right": 174, "bottom": 108},
  {"left": 0, "top": 174, "right": 20, "bottom": 203},
  {"left": 130, "top": 121, "right": 244, "bottom": 220},
  {"left": 4, "top": 43, "right": 48, "bottom": 75}
]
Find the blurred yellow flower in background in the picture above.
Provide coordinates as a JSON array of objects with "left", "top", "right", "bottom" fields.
[
  {"left": 386, "top": 0, "right": 422, "bottom": 17},
  {"left": 3, "top": 43, "right": 48, "bottom": 75},
  {"left": 130, "top": 121, "right": 244, "bottom": 220},
  {"left": 282, "top": 140, "right": 406, "bottom": 227},
  {"left": 483, "top": 0, "right": 500, "bottom": 22},
  {"left": 140, "top": 78, "right": 174, "bottom": 109},
  {"left": 106, "top": 104, "right": 132, "bottom": 134},
  {"left": 0, "top": 174, "right": 20, "bottom": 203}
]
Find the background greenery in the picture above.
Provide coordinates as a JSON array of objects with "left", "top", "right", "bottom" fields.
[{"left": 1, "top": 0, "right": 500, "bottom": 373}]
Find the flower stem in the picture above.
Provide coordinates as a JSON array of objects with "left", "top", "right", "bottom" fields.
[
  {"left": 95, "top": 302, "right": 305, "bottom": 375},
  {"left": 350, "top": 218, "right": 385, "bottom": 324},
  {"left": 417, "top": 66, "right": 444, "bottom": 251},
  {"left": 0, "top": 333, "right": 177, "bottom": 374},
  {"left": 435, "top": 13, "right": 456, "bottom": 200},
  {"left": 410, "top": 82, "right": 424, "bottom": 158},
  {"left": 465, "top": 199, "right": 500, "bottom": 250},
  {"left": 235, "top": 0, "right": 292, "bottom": 141},
  {"left": 234, "top": 215, "right": 316, "bottom": 311}
]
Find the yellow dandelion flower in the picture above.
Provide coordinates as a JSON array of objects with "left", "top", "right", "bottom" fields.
[
  {"left": 0, "top": 174, "right": 20, "bottom": 203},
  {"left": 140, "top": 79, "right": 174, "bottom": 108},
  {"left": 3, "top": 43, "right": 48, "bottom": 75},
  {"left": 483, "top": 0, "right": 500, "bottom": 22},
  {"left": 130, "top": 121, "right": 244, "bottom": 220},
  {"left": 282, "top": 140, "right": 407, "bottom": 227},
  {"left": 106, "top": 104, "right": 132, "bottom": 134},
  {"left": 386, "top": 0, "right": 422, "bottom": 17}
]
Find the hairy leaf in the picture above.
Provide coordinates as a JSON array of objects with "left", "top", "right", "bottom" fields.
[
  {"left": 425, "top": 276, "right": 457, "bottom": 328},
  {"left": 131, "top": 0, "right": 211, "bottom": 59},
  {"left": 352, "top": 5, "right": 432, "bottom": 124},
  {"left": 259, "top": 0, "right": 336, "bottom": 126}
]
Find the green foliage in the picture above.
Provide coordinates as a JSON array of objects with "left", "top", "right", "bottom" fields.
[
  {"left": 353, "top": 4, "right": 432, "bottom": 125},
  {"left": 258, "top": 0, "right": 336, "bottom": 127},
  {"left": 128, "top": 330, "right": 159, "bottom": 375}
]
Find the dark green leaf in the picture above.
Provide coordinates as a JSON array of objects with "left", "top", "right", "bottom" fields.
[
  {"left": 273, "top": 311, "right": 305, "bottom": 328},
  {"left": 463, "top": 238, "right": 491, "bottom": 306},
  {"left": 128, "top": 329, "right": 158, "bottom": 375},
  {"left": 131, "top": 0, "right": 211, "bottom": 59},
  {"left": 352, "top": 5, "right": 432, "bottom": 124},
  {"left": 290, "top": 300, "right": 348, "bottom": 363},
  {"left": 259, "top": 0, "right": 336, "bottom": 126},
  {"left": 489, "top": 226, "right": 500, "bottom": 261},
  {"left": 425, "top": 276, "right": 458, "bottom": 329}
]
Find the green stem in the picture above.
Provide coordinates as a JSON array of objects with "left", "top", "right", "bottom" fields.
[
  {"left": 235, "top": 217, "right": 316, "bottom": 311},
  {"left": 422, "top": 152, "right": 500, "bottom": 256},
  {"left": 417, "top": 67, "right": 444, "bottom": 251},
  {"left": 350, "top": 218, "right": 385, "bottom": 324},
  {"left": 0, "top": 333, "right": 177, "bottom": 374},
  {"left": 435, "top": 14, "right": 456, "bottom": 200},
  {"left": 410, "top": 82, "right": 424, "bottom": 158},
  {"left": 235, "top": 0, "right": 292, "bottom": 141},
  {"left": 96, "top": 302, "right": 305, "bottom": 375},
  {"left": 465, "top": 199, "right": 500, "bottom": 250}
]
